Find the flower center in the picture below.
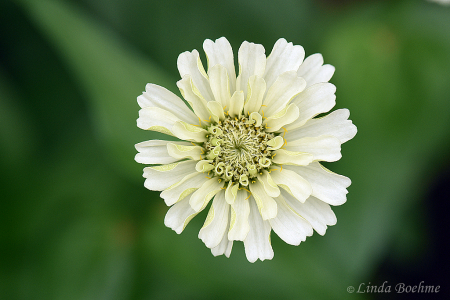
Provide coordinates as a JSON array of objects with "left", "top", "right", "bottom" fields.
[{"left": 204, "top": 116, "right": 275, "bottom": 186}]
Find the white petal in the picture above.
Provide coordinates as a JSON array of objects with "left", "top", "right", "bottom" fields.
[
  {"left": 285, "top": 135, "right": 342, "bottom": 162},
  {"left": 264, "top": 103, "right": 299, "bottom": 132},
  {"left": 177, "top": 49, "right": 214, "bottom": 101},
  {"left": 211, "top": 219, "right": 233, "bottom": 258},
  {"left": 262, "top": 71, "right": 306, "bottom": 117},
  {"left": 228, "top": 91, "right": 244, "bottom": 118},
  {"left": 160, "top": 172, "right": 208, "bottom": 206},
  {"left": 272, "top": 149, "right": 314, "bottom": 166},
  {"left": 269, "top": 195, "right": 313, "bottom": 245},
  {"left": 297, "top": 53, "right": 335, "bottom": 87},
  {"left": 177, "top": 76, "right": 211, "bottom": 122},
  {"left": 137, "top": 83, "right": 198, "bottom": 124},
  {"left": 236, "top": 41, "right": 266, "bottom": 98},
  {"left": 211, "top": 239, "right": 233, "bottom": 258},
  {"left": 208, "top": 64, "right": 231, "bottom": 107},
  {"left": 167, "top": 143, "right": 204, "bottom": 161},
  {"left": 172, "top": 121, "right": 208, "bottom": 143},
  {"left": 199, "top": 191, "right": 229, "bottom": 248},
  {"left": 267, "top": 136, "right": 284, "bottom": 151},
  {"left": 207, "top": 101, "right": 225, "bottom": 122},
  {"left": 286, "top": 83, "right": 336, "bottom": 130},
  {"left": 189, "top": 178, "right": 224, "bottom": 212},
  {"left": 284, "top": 109, "right": 357, "bottom": 144},
  {"left": 249, "top": 112, "right": 263, "bottom": 127},
  {"left": 285, "top": 162, "right": 351, "bottom": 205},
  {"left": 228, "top": 190, "right": 250, "bottom": 241},
  {"left": 249, "top": 180, "right": 277, "bottom": 220},
  {"left": 244, "top": 197, "right": 274, "bottom": 263},
  {"left": 135, "top": 140, "right": 190, "bottom": 165},
  {"left": 203, "top": 37, "right": 236, "bottom": 93},
  {"left": 137, "top": 107, "right": 179, "bottom": 136},
  {"left": 142, "top": 160, "right": 197, "bottom": 191},
  {"left": 264, "top": 38, "right": 305, "bottom": 90},
  {"left": 282, "top": 191, "right": 337, "bottom": 235},
  {"left": 257, "top": 171, "right": 280, "bottom": 198},
  {"left": 270, "top": 167, "right": 312, "bottom": 203},
  {"left": 225, "top": 181, "right": 238, "bottom": 204},
  {"left": 195, "top": 160, "right": 214, "bottom": 173},
  {"left": 164, "top": 194, "right": 199, "bottom": 234},
  {"left": 244, "top": 75, "right": 266, "bottom": 115}
]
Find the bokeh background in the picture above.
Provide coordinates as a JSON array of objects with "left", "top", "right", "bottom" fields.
[{"left": 1, "top": 0, "right": 450, "bottom": 299}]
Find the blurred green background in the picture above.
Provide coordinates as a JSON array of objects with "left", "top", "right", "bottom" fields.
[{"left": 1, "top": 0, "right": 449, "bottom": 299}]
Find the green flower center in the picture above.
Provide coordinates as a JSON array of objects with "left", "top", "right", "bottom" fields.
[{"left": 204, "top": 116, "right": 275, "bottom": 186}]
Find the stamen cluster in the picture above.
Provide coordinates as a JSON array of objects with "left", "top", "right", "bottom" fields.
[{"left": 204, "top": 116, "right": 275, "bottom": 186}]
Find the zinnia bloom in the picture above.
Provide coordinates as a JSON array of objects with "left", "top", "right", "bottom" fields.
[{"left": 135, "top": 37, "right": 356, "bottom": 262}]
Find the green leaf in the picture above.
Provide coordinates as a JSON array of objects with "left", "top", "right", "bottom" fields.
[
  {"left": 17, "top": 0, "right": 178, "bottom": 178},
  {"left": 0, "top": 71, "right": 36, "bottom": 169}
]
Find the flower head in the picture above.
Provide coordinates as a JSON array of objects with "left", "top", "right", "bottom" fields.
[{"left": 135, "top": 37, "right": 357, "bottom": 262}]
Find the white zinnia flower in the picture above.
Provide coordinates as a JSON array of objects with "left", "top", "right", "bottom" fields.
[{"left": 135, "top": 37, "right": 357, "bottom": 262}]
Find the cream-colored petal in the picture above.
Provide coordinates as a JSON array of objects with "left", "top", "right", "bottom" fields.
[
  {"left": 270, "top": 167, "right": 312, "bottom": 203},
  {"left": 135, "top": 140, "right": 190, "bottom": 165},
  {"left": 267, "top": 136, "right": 284, "bottom": 151},
  {"left": 199, "top": 191, "right": 229, "bottom": 248},
  {"left": 249, "top": 180, "right": 277, "bottom": 220},
  {"left": 249, "top": 112, "right": 263, "bottom": 127},
  {"left": 225, "top": 181, "right": 239, "bottom": 204},
  {"left": 272, "top": 149, "right": 314, "bottom": 166},
  {"left": 228, "top": 91, "right": 244, "bottom": 118},
  {"left": 208, "top": 64, "right": 231, "bottom": 107},
  {"left": 195, "top": 160, "right": 214, "bottom": 173},
  {"left": 236, "top": 41, "right": 266, "bottom": 98},
  {"left": 244, "top": 197, "right": 274, "bottom": 263},
  {"left": 207, "top": 101, "right": 225, "bottom": 123},
  {"left": 285, "top": 162, "right": 351, "bottom": 205},
  {"left": 284, "top": 109, "right": 357, "bottom": 144},
  {"left": 264, "top": 103, "right": 299, "bottom": 132},
  {"left": 285, "top": 135, "right": 342, "bottom": 162},
  {"left": 177, "top": 49, "right": 214, "bottom": 101},
  {"left": 137, "top": 83, "right": 198, "bottom": 124},
  {"left": 243, "top": 75, "right": 266, "bottom": 115},
  {"left": 211, "top": 215, "right": 233, "bottom": 258},
  {"left": 286, "top": 83, "right": 336, "bottom": 130},
  {"left": 211, "top": 238, "right": 233, "bottom": 258},
  {"left": 160, "top": 172, "right": 208, "bottom": 206},
  {"left": 172, "top": 121, "right": 208, "bottom": 143},
  {"left": 167, "top": 143, "right": 204, "bottom": 161},
  {"left": 262, "top": 71, "right": 306, "bottom": 117},
  {"left": 203, "top": 37, "right": 236, "bottom": 93},
  {"left": 257, "top": 171, "right": 280, "bottom": 198},
  {"left": 269, "top": 195, "right": 313, "bottom": 245},
  {"left": 143, "top": 160, "right": 197, "bottom": 191},
  {"left": 164, "top": 194, "right": 199, "bottom": 234},
  {"left": 297, "top": 53, "right": 335, "bottom": 87},
  {"left": 228, "top": 190, "right": 250, "bottom": 241},
  {"left": 137, "top": 107, "right": 179, "bottom": 136},
  {"left": 282, "top": 191, "right": 337, "bottom": 235},
  {"left": 264, "top": 38, "right": 305, "bottom": 90},
  {"left": 177, "top": 76, "right": 211, "bottom": 122},
  {"left": 189, "top": 178, "right": 224, "bottom": 212}
]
